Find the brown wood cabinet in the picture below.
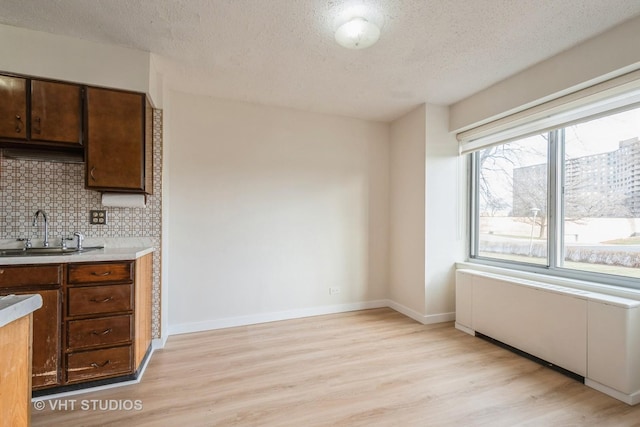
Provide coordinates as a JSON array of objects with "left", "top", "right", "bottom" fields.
[
  {"left": 0, "top": 264, "right": 63, "bottom": 389},
  {"left": 0, "top": 71, "right": 154, "bottom": 182},
  {"left": 30, "top": 80, "right": 83, "bottom": 145},
  {"left": 23, "top": 289, "right": 62, "bottom": 388},
  {"left": 65, "top": 261, "right": 135, "bottom": 384},
  {"left": 0, "top": 75, "right": 27, "bottom": 140},
  {"left": 85, "top": 87, "right": 153, "bottom": 194},
  {"left": 0, "top": 73, "right": 83, "bottom": 151},
  {"left": 0, "top": 255, "right": 153, "bottom": 393}
]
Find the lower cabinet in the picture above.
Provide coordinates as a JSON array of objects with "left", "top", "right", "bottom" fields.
[
  {"left": 29, "top": 289, "right": 62, "bottom": 388},
  {"left": 0, "top": 264, "right": 62, "bottom": 389},
  {"left": 0, "top": 253, "right": 153, "bottom": 392},
  {"left": 65, "top": 260, "right": 136, "bottom": 384}
]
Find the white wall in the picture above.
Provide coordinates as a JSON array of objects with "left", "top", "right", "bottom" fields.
[
  {"left": 388, "top": 104, "right": 462, "bottom": 322},
  {"left": 424, "top": 105, "right": 462, "bottom": 319},
  {"left": 450, "top": 15, "right": 640, "bottom": 131},
  {"left": 148, "top": 53, "right": 166, "bottom": 109},
  {"left": 166, "top": 90, "right": 389, "bottom": 333},
  {"left": 389, "top": 105, "right": 426, "bottom": 315},
  {"left": 0, "top": 24, "right": 150, "bottom": 94}
]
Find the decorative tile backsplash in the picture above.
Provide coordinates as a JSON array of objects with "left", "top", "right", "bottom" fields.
[{"left": 0, "top": 109, "right": 163, "bottom": 339}]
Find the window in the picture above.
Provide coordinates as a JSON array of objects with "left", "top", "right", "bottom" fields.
[
  {"left": 474, "top": 135, "right": 548, "bottom": 265},
  {"left": 470, "top": 105, "right": 640, "bottom": 287}
]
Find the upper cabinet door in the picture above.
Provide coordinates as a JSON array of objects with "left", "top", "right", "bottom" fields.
[
  {"left": 0, "top": 75, "right": 28, "bottom": 140},
  {"left": 30, "top": 80, "right": 83, "bottom": 145},
  {"left": 86, "top": 87, "right": 152, "bottom": 194}
]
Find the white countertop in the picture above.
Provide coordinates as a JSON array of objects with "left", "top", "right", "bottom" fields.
[
  {"left": 0, "top": 246, "right": 154, "bottom": 265},
  {"left": 0, "top": 294, "right": 43, "bottom": 328}
]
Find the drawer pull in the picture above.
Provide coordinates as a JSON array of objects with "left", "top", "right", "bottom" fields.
[
  {"left": 90, "top": 360, "right": 111, "bottom": 369},
  {"left": 89, "top": 296, "right": 113, "bottom": 303},
  {"left": 91, "top": 328, "right": 113, "bottom": 336},
  {"left": 15, "top": 115, "right": 23, "bottom": 133},
  {"left": 0, "top": 269, "right": 3, "bottom": 274},
  {"left": 91, "top": 271, "right": 112, "bottom": 277}
]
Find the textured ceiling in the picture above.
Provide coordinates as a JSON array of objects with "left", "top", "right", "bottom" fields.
[{"left": 2, "top": 0, "right": 640, "bottom": 121}]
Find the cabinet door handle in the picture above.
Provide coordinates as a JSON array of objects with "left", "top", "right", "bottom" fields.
[
  {"left": 90, "top": 360, "right": 111, "bottom": 369},
  {"left": 0, "top": 269, "right": 4, "bottom": 274},
  {"left": 90, "top": 167, "right": 97, "bottom": 181},
  {"left": 15, "top": 115, "right": 23, "bottom": 133},
  {"left": 91, "top": 328, "right": 113, "bottom": 336},
  {"left": 89, "top": 296, "right": 113, "bottom": 303},
  {"left": 91, "top": 271, "right": 112, "bottom": 277},
  {"left": 33, "top": 116, "right": 41, "bottom": 134}
]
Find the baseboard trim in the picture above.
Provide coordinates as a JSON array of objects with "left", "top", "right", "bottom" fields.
[
  {"left": 387, "top": 300, "right": 455, "bottom": 325},
  {"left": 153, "top": 336, "right": 167, "bottom": 350},
  {"left": 585, "top": 379, "right": 640, "bottom": 406},
  {"left": 168, "top": 300, "right": 389, "bottom": 335},
  {"left": 169, "top": 299, "right": 455, "bottom": 336},
  {"left": 454, "top": 322, "right": 475, "bottom": 336}
]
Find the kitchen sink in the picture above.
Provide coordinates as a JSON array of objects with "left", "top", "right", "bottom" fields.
[{"left": 0, "top": 246, "right": 103, "bottom": 257}]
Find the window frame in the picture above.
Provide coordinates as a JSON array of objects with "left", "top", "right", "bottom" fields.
[{"left": 468, "top": 125, "right": 640, "bottom": 291}]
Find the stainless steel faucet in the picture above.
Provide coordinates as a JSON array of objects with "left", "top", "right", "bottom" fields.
[
  {"left": 73, "top": 231, "right": 85, "bottom": 250},
  {"left": 32, "top": 210, "right": 49, "bottom": 247}
]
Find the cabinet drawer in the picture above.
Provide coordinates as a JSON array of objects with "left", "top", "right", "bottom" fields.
[
  {"left": 68, "top": 285, "right": 132, "bottom": 316},
  {"left": 0, "top": 264, "right": 62, "bottom": 288},
  {"left": 66, "top": 346, "right": 132, "bottom": 383},
  {"left": 68, "top": 262, "right": 133, "bottom": 284},
  {"left": 67, "top": 315, "right": 132, "bottom": 351}
]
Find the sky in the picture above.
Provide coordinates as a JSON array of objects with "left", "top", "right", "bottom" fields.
[{"left": 565, "top": 106, "right": 640, "bottom": 157}]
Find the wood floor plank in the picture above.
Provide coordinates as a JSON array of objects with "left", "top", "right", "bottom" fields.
[{"left": 32, "top": 308, "right": 640, "bottom": 426}]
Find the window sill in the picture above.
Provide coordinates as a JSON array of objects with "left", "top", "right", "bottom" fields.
[{"left": 457, "top": 260, "right": 640, "bottom": 301}]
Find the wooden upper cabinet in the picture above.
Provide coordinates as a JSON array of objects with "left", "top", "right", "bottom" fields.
[
  {"left": 30, "top": 80, "right": 82, "bottom": 145},
  {"left": 0, "top": 74, "right": 82, "bottom": 149},
  {"left": 85, "top": 87, "right": 153, "bottom": 194},
  {"left": 0, "top": 75, "right": 28, "bottom": 140}
]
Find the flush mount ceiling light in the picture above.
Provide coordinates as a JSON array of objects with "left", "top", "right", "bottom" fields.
[{"left": 334, "top": 17, "right": 380, "bottom": 49}]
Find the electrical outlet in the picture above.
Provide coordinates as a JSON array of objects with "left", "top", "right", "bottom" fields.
[
  {"left": 89, "top": 210, "right": 107, "bottom": 225},
  {"left": 329, "top": 287, "right": 341, "bottom": 295}
]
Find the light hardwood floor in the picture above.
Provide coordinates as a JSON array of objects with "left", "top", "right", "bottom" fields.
[{"left": 32, "top": 308, "right": 640, "bottom": 426}]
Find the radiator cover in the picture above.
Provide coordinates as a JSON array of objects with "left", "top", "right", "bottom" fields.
[{"left": 456, "top": 268, "right": 640, "bottom": 405}]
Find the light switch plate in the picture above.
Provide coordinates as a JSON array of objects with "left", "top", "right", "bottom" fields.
[{"left": 89, "top": 210, "right": 107, "bottom": 225}]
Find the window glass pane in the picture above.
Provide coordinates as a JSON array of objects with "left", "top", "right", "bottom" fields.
[
  {"left": 562, "top": 107, "right": 640, "bottom": 278},
  {"left": 476, "top": 135, "right": 549, "bottom": 264}
]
